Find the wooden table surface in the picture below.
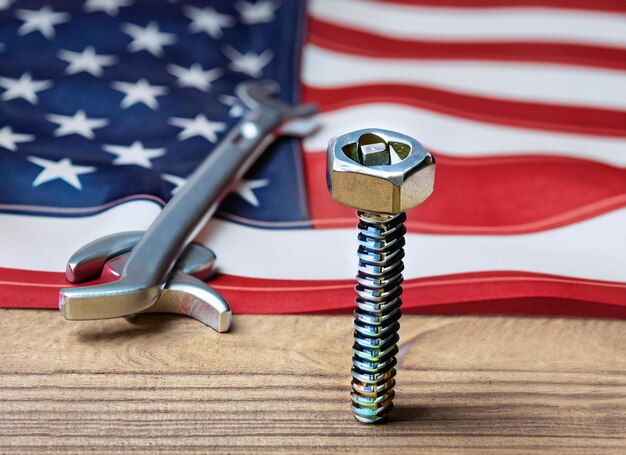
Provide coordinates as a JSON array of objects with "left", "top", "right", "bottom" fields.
[{"left": 0, "top": 309, "right": 624, "bottom": 454}]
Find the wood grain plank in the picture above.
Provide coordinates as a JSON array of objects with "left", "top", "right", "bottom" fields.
[{"left": 0, "top": 310, "right": 624, "bottom": 454}]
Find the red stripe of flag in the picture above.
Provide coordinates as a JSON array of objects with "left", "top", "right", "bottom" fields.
[
  {"left": 308, "top": 18, "right": 626, "bottom": 71},
  {"left": 303, "top": 84, "right": 626, "bottom": 138},
  {"left": 303, "top": 152, "right": 626, "bottom": 234},
  {"left": 375, "top": 0, "right": 626, "bottom": 14},
  {"left": 3, "top": 268, "right": 625, "bottom": 318}
]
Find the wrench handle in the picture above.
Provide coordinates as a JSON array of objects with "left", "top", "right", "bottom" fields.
[
  {"left": 61, "top": 110, "right": 282, "bottom": 320},
  {"left": 60, "top": 80, "right": 318, "bottom": 321},
  {"left": 124, "top": 109, "right": 281, "bottom": 287}
]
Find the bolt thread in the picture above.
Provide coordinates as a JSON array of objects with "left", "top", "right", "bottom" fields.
[{"left": 350, "top": 210, "right": 406, "bottom": 423}]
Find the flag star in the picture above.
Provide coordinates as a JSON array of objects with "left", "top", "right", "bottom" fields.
[
  {"left": 166, "top": 64, "right": 222, "bottom": 92},
  {"left": 15, "top": 7, "right": 70, "bottom": 40},
  {"left": 219, "top": 95, "right": 246, "bottom": 117},
  {"left": 161, "top": 173, "right": 186, "bottom": 195},
  {"left": 121, "top": 21, "right": 177, "bottom": 57},
  {"left": 84, "top": 0, "right": 133, "bottom": 16},
  {"left": 233, "top": 178, "right": 269, "bottom": 207},
  {"left": 235, "top": 1, "right": 280, "bottom": 24},
  {"left": 184, "top": 6, "right": 234, "bottom": 39},
  {"left": 0, "top": 0, "right": 14, "bottom": 11},
  {"left": 223, "top": 46, "right": 274, "bottom": 78},
  {"left": 27, "top": 156, "right": 95, "bottom": 190},
  {"left": 57, "top": 46, "right": 117, "bottom": 77},
  {"left": 112, "top": 78, "right": 168, "bottom": 110},
  {"left": 0, "top": 73, "right": 52, "bottom": 104},
  {"left": 0, "top": 126, "right": 34, "bottom": 151},
  {"left": 168, "top": 114, "right": 227, "bottom": 143},
  {"left": 103, "top": 141, "right": 166, "bottom": 168},
  {"left": 47, "top": 110, "right": 109, "bottom": 139}
]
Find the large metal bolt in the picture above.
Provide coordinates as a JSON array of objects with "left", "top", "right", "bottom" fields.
[{"left": 327, "top": 129, "right": 435, "bottom": 423}]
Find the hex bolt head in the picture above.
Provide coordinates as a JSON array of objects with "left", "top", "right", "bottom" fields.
[{"left": 327, "top": 128, "right": 435, "bottom": 215}]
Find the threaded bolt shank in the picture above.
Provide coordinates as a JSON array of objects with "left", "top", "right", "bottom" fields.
[{"left": 350, "top": 211, "right": 406, "bottom": 423}]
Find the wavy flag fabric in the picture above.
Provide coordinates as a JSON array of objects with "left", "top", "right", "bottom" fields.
[{"left": 1, "top": 0, "right": 625, "bottom": 317}]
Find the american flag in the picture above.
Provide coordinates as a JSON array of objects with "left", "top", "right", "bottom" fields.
[{"left": 1, "top": 0, "right": 625, "bottom": 318}]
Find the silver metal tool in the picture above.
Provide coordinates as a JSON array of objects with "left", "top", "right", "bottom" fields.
[
  {"left": 60, "top": 80, "right": 318, "bottom": 331},
  {"left": 327, "top": 129, "right": 435, "bottom": 423},
  {"left": 64, "top": 231, "right": 230, "bottom": 331},
  {"left": 104, "top": 249, "right": 230, "bottom": 332}
]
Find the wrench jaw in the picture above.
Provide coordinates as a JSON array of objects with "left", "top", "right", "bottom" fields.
[
  {"left": 175, "top": 244, "right": 217, "bottom": 281},
  {"left": 61, "top": 244, "right": 231, "bottom": 332},
  {"left": 101, "top": 251, "right": 231, "bottom": 332},
  {"left": 60, "top": 279, "right": 161, "bottom": 321},
  {"left": 140, "top": 272, "right": 231, "bottom": 333},
  {"left": 68, "top": 237, "right": 217, "bottom": 284},
  {"left": 236, "top": 80, "right": 318, "bottom": 137},
  {"left": 280, "top": 116, "right": 319, "bottom": 138},
  {"left": 61, "top": 235, "right": 169, "bottom": 321},
  {"left": 65, "top": 231, "right": 144, "bottom": 283}
]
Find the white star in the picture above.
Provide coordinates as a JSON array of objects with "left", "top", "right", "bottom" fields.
[
  {"left": 0, "top": 0, "right": 14, "bottom": 12},
  {"left": 235, "top": 1, "right": 280, "bottom": 24},
  {"left": 121, "top": 21, "right": 177, "bottom": 57},
  {"left": 223, "top": 46, "right": 273, "bottom": 78},
  {"left": 168, "top": 114, "right": 226, "bottom": 143},
  {"left": 0, "top": 73, "right": 52, "bottom": 104},
  {"left": 57, "top": 46, "right": 117, "bottom": 77},
  {"left": 219, "top": 95, "right": 246, "bottom": 118},
  {"left": 161, "top": 173, "right": 186, "bottom": 195},
  {"left": 111, "top": 78, "right": 168, "bottom": 109},
  {"left": 15, "top": 7, "right": 70, "bottom": 40},
  {"left": 47, "top": 110, "right": 109, "bottom": 139},
  {"left": 0, "top": 126, "right": 34, "bottom": 151},
  {"left": 233, "top": 179, "right": 269, "bottom": 207},
  {"left": 103, "top": 141, "right": 166, "bottom": 168},
  {"left": 184, "top": 6, "right": 234, "bottom": 39},
  {"left": 166, "top": 63, "right": 222, "bottom": 92},
  {"left": 27, "top": 156, "right": 95, "bottom": 190},
  {"left": 84, "top": 0, "right": 133, "bottom": 16}
]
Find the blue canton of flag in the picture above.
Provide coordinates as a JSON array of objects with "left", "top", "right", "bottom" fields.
[{"left": 0, "top": 0, "right": 309, "bottom": 224}]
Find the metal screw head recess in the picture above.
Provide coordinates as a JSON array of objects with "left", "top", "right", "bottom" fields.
[
  {"left": 326, "top": 129, "right": 435, "bottom": 424},
  {"left": 327, "top": 129, "right": 435, "bottom": 214}
]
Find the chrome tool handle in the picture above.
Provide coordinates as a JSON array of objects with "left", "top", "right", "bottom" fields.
[
  {"left": 116, "top": 106, "right": 281, "bottom": 306},
  {"left": 60, "top": 80, "right": 317, "bottom": 321}
]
